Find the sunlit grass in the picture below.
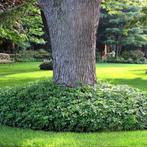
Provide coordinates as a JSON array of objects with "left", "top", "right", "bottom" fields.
[
  {"left": 0, "top": 62, "right": 52, "bottom": 87},
  {"left": 96, "top": 64, "right": 147, "bottom": 92},
  {"left": 0, "top": 126, "right": 147, "bottom": 147},
  {"left": 0, "top": 62, "right": 146, "bottom": 93}
]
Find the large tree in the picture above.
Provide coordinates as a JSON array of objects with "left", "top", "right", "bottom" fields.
[{"left": 38, "top": 0, "right": 101, "bottom": 87}]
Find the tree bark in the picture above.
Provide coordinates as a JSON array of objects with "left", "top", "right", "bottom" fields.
[{"left": 38, "top": 0, "right": 101, "bottom": 87}]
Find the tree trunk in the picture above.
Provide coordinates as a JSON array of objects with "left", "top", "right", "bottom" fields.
[{"left": 38, "top": 0, "right": 101, "bottom": 87}]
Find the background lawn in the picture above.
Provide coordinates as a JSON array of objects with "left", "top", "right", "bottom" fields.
[
  {"left": 0, "top": 62, "right": 146, "bottom": 93},
  {"left": 0, "top": 62, "right": 52, "bottom": 87},
  {"left": 96, "top": 64, "right": 147, "bottom": 93},
  {"left": 0, "top": 125, "right": 147, "bottom": 147}
]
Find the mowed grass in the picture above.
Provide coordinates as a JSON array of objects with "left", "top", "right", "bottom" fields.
[
  {"left": 0, "top": 62, "right": 146, "bottom": 93},
  {"left": 0, "top": 62, "right": 52, "bottom": 87},
  {"left": 0, "top": 62, "right": 147, "bottom": 146},
  {"left": 96, "top": 64, "right": 147, "bottom": 93},
  {"left": 0, "top": 126, "right": 147, "bottom": 147}
]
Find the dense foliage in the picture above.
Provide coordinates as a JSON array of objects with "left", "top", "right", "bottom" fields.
[
  {"left": 1, "top": 0, "right": 147, "bottom": 54},
  {"left": 0, "top": 1, "right": 45, "bottom": 49},
  {"left": 107, "top": 51, "right": 147, "bottom": 64},
  {"left": 98, "top": 0, "right": 147, "bottom": 55},
  {"left": 0, "top": 80, "right": 146, "bottom": 132},
  {"left": 15, "top": 49, "right": 51, "bottom": 62}
]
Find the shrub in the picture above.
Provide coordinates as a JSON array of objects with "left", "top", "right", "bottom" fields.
[
  {"left": 135, "top": 57, "right": 147, "bottom": 64},
  {"left": 16, "top": 49, "right": 52, "bottom": 62},
  {"left": 122, "top": 50, "right": 144, "bottom": 60},
  {"left": 106, "top": 55, "right": 115, "bottom": 63},
  {"left": 105, "top": 55, "right": 147, "bottom": 64},
  {"left": 127, "top": 58, "right": 134, "bottom": 64},
  {"left": 96, "top": 51, "right": 102, "bottom": 63},
  {"left": 34, "top": 49, "right": 51, "bottom": 60},
  {"left": 16, "top": 50, "right": 36, "bottom": 62},
  {"left": 40, "top": 61, "right": 53, "bottom": 70},
  {"left": 0, "top": 80, "right": 146, "bottom": 132},
  {"left": 106, "top": 57, "right": 128, "bottom": 64}
]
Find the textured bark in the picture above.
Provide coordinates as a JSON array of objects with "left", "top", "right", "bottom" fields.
[{"left": 39, "top": 0, "right": 101, "bottom": 87}]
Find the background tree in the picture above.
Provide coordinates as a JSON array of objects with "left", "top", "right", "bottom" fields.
[{"left": 97, "top": 0, "right": 147, "bottom": 57}]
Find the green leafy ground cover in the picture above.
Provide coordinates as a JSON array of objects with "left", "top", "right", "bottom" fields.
[{"left": 1, "top": 80, "right": 146, "bottom": 132}]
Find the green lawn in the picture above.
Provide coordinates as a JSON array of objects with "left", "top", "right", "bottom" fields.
[
  {"left": 0, "top": 62, "right": 146, "bottom": 93},
  {"left": 0, "top": 62, "right": 147, "bottom": 146},
  {"left": 0, "top": 126, "right": 147, "bottom": 147},
  {"left": 0, "top": 62, "right": 52, "bottom": 87},
  {"left": 96, "top": 64, "right": 147, "bottom": 93}
]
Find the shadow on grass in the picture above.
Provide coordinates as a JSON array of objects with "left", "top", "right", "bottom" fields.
[
  {"left": 129, "top": 69, "right": 147, "bottom": 76},
  {"left": 0, "top": 62, "right": 41, "bottom": 76},
  {"left": 0, "top": 77, "right": 52, "bottom": 88},
  {"left": 0, "top": 70, "right": 40, "bottom": 77},
  {"left": 103, "top": 77, "right": 147, "bottom": 93}
]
